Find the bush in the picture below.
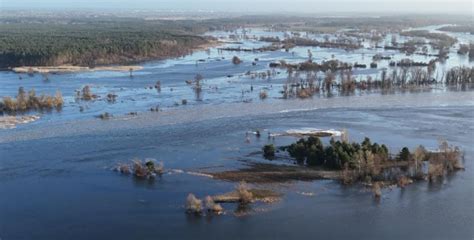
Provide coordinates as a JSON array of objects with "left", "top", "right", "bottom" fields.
[
  {"left": 263, "top": 144, "right": 276, "bottom": 159},
  {"left": 205, "top": 196, "right": 223, "bottom": 214},
  {"left": 232, "top": 56, "right": 242, "bottom": 65},
  {"left": 115, "top": 159, "right": 164, "bottom": 179},
  {"left": 186, "top": 193, "right": 203, "bottom": 214},
  {"left": 457, "top": 44, "right": 469, "bottom": 55},
  {"left": 98, "top": 112, "right": 112, "bottom": 120},
  {"left": 236, "top": 181, "right": 253, "bottom": 204},
  {"left": 428, "top": 162, "right": 444, "bottom": 182},
  {"left": 372, "top": 182, "right": 382, "bottom": 199},
  {"left": 128, "top": 158, "right": 164, "bottom": 178},
  {"left": 116, "top": 163, "right": 131, "bottom": 174},
  {"left": 133, "top": 159, "right": 148, "bottom": 178},
  {"left": 107, "top": 93, "right": 117, "bottom": 102},
  {"left": 397, "top": 176, "right": 413, "bottom": 188},
  {"left": 81, "top": 85, "right": 96, "bottom": 101}
]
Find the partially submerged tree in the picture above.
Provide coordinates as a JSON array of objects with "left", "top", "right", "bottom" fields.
[
  {"left": 205, "top": 196, "right": 224, "bottom": 215},
  {"left": 263, "top": 144, "right": 276, "bottom": 159},
  {"left": 232, "top": 56, "right": 242, "bottom": 65},
  {"left": 80, "top": 85, "right": 97, "bottom": 101},
  {"left": 236, "top": 181, "right": 253, "bottom": 204},
  {"left": 186, "top": 193, "right": 203, "bottom": 214}
]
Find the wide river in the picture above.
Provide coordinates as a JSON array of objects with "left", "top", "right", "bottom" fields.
[{"left": 0, "top": 27, "right": 473, "bottom": 239}]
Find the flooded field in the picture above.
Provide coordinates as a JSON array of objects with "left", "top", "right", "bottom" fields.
[
  {"left": 0, "top": 26, "right": 472, "bottom": 124},
  {"left": 0, "top": 25, "right": 473, "bottom": 239}
]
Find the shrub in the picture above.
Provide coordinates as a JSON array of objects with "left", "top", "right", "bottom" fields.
[
  {"left": 428, "top": 162, "right": 444, "bottom": 182},
  {"left": 98, "top": 112, "right": 112, "bottom": 120},
  {"left": 133, "top": 159, "right": 148, "bottom": 178},
  {"left": 341, "top": 163, "right": 356, "bottom": 184},
  {"left": 232, "top": 56, "right": 242, "bottom": 65},
  {"left": 457, "top": 44, "right": 469, "bottom": 55},
  {"left": 116, "top": 163, "right": 131, "bottom": 174},
  {"left": 107, "top": 93, "right": 117, "bottom": 102},
  {"left": 81, "top": 85, "right": 96, "bottom": 101},
  {"left": 152, "top": 160, "right": 164, "bottom": 176},
  {"left": 53, "top": 91, "right": 64, "bottom": 108},
  {"left": 1, "top": 97, "right": 16, "bottom": 112},
  {"left": 115, "top": 159, "right": 164, "bottom": 179},
  {"left": 412, "top": 145, "right": 427, "bottom": 177},
  {"left": 155, "top": 81, "right": 161, "bottom": 91},
  {"left": 372, "top": 182, "right": 382, "bottom": 199},
  {"left": 438, "top": 140, "right": 464, "bottom": 171},
  {"left": 236, "top": 181, "right": 253, "bottom": 204},
  {"left": 186, "top": 193, "right": 203, "bottom": 214},
  {"left": 297, "top": 88, "right": 313, "bottom": 98},
  {"left": 259, "top": 91, "right": 268, "bottom": 100},
  {"left": 205, "top": 196, "right": 223, "bottom": 214},
  {"left": 263, "top": 144, "right": 276, "bottom": 159},
  {"left": 397, "top": 176, "right": 413, "bottom": 188}
]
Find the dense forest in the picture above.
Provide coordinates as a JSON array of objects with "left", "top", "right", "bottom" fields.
[{"left": 0, "top": 19, "right": 213, "bottom": 68}]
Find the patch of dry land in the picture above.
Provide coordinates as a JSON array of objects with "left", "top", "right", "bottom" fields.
[
  {"left": 12, "top": 65, "right": 143, "bottom": 74},
  {"left": 206, "top": 162, "right": 341, "bottom": 183},
  {"left": 213, "top": 188, "right": 282, "bottom": 203}
]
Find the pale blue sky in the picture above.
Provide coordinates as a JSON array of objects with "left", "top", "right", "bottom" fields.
[{"left": 1, "top": 0, "right": 473, "bottom": 14}]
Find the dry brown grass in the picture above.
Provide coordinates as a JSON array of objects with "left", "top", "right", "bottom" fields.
[{"left": 0, "top": 87, "right": 63, "bottom": 113}]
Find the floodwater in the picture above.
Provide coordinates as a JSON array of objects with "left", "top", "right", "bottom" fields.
[
  {"left": 0, "top": 27, "right": 473, "bottom": 239},
  {"left": 0, "top": 27, "right": 471, "bottom": 123}
]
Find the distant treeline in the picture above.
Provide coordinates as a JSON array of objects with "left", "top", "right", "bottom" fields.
[
  {"left": 0, "top": 14, "right": 470, "bottom": 68},
  {"left": 437, "top": 25, "right": 474, "bottom": 34},
  {"left": 400, "top": 30, "right": 457, "bottom": 47},
  {"left": 0, "top": 20, "right": 213, "bottom": 68}
]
